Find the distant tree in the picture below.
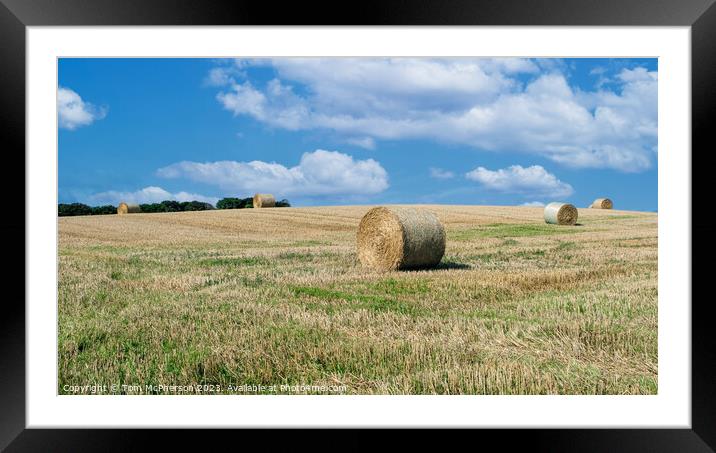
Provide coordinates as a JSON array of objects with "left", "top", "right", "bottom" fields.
[
  {"left": 217, "top": 197, "right": 254, "bottom": 209},
  {"left": 90, "top": 205, "right": 117, "bottom": 215},
  {"left": 180, "top": 200, "right": 215, "bottom": 211},
  {"left": 217, "top": 197, "right": 242, "bottom": 209},
  {"left": 59, "top": 199, "right": 219, "bottom": 216},
  {"left": 139, "top": 203, "right": 162, "bottom": 213},
  {"left": 58, "top": 203, "right": 92, "bottom": 217},
  {"left": 216, "top": 196, "right": 292, "bottom": 208},
  {"left": 160, "top": 200, "right": 182, "bottom": 212}
]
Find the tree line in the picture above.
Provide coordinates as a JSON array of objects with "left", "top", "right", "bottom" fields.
[
  {"left": 215, "top": 197, "right": 291, "bottom": 209},
  {"left": 58, "top": 197, "right": 291, "bottom": 216}
]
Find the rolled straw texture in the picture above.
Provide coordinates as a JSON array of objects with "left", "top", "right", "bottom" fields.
[
  {"left": 253, "top": 194, "right": 276, "bottom": 208},
  {"left": 544, "top": 202, "right": 578, "bottom": 225},
  {"left": 590, "top": 198, "right": 613, "bottom": 209},
  {"left": 117, "top": 202, "right": 141, "bottom": 214},
  {"left": 357, "top": 207, "right": 446, "bottom": 271}
]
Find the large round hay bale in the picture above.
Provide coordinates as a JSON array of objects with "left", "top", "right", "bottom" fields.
[
  {"left": 544, "top": 202, "right": 578, "bottom": 225},
  {"left": 357, "top": 207, "right": 446, "bottom": 271},
  {"left": 253, "top": 193, "right": 275, "bottom": 208},
  {"left": 590, "top": 198, "right": 613, "bottom": 209},
  {"left": 117, "top": 202, "right": 141, "bottom": 215}
]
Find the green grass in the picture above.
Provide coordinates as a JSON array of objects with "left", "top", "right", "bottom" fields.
[
  {"left": 292, "top": 285, "right": 427, "bottom": 316},
  {"left": 200, "top": 256, "right": 269, "bottom": 266},
  {"left": 515, "top": 249, "right": 546, "bottom": 259},
  {"left": 452, "top": 223, "right": 584, "bottom": 241},
  {"left": 555, "top": 241, "right": 577, "bottom": 251}
]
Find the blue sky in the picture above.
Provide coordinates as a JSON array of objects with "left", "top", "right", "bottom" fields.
[{"left": 58, "top": 57, "right": 657, "bottom": 211}]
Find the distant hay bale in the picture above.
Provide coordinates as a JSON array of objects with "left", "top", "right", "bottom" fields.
[
  {"left": 590, "top": 198, "right": 613, "bottom": 209},
  {"left": 357, "top": 207, "right": 446, "bottom": 271},
  {"left": 253, "top": 193, "right": 275, "bottom": 208},
  {"left": 117, "top": 202, "right": 141, "bottom": 215},
  {"left": 544, "top": 202, "right": 578, "bottom": 225}
]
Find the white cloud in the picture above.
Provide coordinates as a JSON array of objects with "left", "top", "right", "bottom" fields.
[
  {"left": 263, "top": 58, "right": 533, "bottom": 110},
  {"left": 203, "top": 61, "right": 251, "bottom": 87},
  {"left": 521, "top": 201, "right": 545, "bottom": 207},
  {"left": 58, "top": 87, "right": 107, "bottom": 130},
  {"left": 345, "top": 136, "right": 376, "bottom": 150},
  {"left": 465, "top": 165, "right": 574, "bottom": 198},
  {"left": 217, "top": 58, "right": 527, "bottom": 126},
  {"left": 429, "top": 167, "right": 455, "bottom": 179},
  {"left": 617, "top": 67, "right": 657, "bottom": 83},
  {"left": 588, "top": 66, "right": 611, "bottom": 89},
  {"left": 217, "top": 79, "right": 310, "bottom": 130},
  {"left": 483, "top": 58, "right": 541, "bottom": 75},
  {"left": 212, "top": 59, "right": 657, "bottom": 172},
  {"left": 204, "top": 67, "right": 234, "bottom": 87},
  {"left": 157, "top": 149, "right": 389, "bottom": 197},
  {"left": 87, "top": 186, "right": 218, "bottom": 206}
]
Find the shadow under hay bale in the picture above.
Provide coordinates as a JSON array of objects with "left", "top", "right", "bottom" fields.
[
  {"left": 253, "top": 193, "right": 276, "bottom": 208},
  {"left": 357, "top": 206, "right": 446, "bottom": 271},
  {"left": 590, "top": 198, "right": 613, "bottom": 209},
  {"left": 117, "top": 202, "right": 141, "bottom": 215},
  {"left": 544, "top": 202, "right": 578, "bottom": 225},
  {"left": 434, "top": 261, "right": 472, "bottom": 270}
]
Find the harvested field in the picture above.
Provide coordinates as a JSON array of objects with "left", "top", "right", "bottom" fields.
[{"left": 58, "top": 205, "right": 658, "bottom": 395}]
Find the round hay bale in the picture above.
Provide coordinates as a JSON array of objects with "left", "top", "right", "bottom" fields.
[
  {"left": 544, "top": 202, "right": 578, "bottom": 225},
  {"left": 590, "top": 198, "right": 613, "bottom": 209},
  {"left": 356, "top": 207, "right": 446, "bottom": 271},
  {"left": 253, "top": 193, "right": 275, "bottom": 208},
  {"left": 117, "top": 202, "right": 141, "bottom": 215}
]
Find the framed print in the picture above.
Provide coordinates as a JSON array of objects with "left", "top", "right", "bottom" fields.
[{"left": 2, "top": 0, "right": 715, "bottom": 450}]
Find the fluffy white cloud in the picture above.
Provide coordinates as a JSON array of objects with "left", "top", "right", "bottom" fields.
[
  {"left": 87, "top": 186, "right": 218, "bottom": 206},
  {"left": 157, "top": 149, "right": 388, "bottom": 197},
  {"left": 345, "top": 136, "right": 376, "bottom": 150},
  {"left": 466, "top": 165, "right": 574, "bottom": 198},
  {"left": 216, "top": 58, "right": 529, "bottom": 128},
  {"left": 204, "top": 67, "right": 234, "bottom": 87},
  {"left": 262, "top": 58, "right": 534, "bottom": 112},
  {"left": 521, "top": 201, "right": 545, "bottom": 207},
  {"left": 212, "top": 59, "right": 657, "bottom": 172},
  {"left": 429, "top": 167, "right": 455, "bottom": 179},
  {"left": 216, "top": 79, "right": 310, "bottom": 130},
  {"left": 58, "top": 87, "right": 107, "bottom": 130}
]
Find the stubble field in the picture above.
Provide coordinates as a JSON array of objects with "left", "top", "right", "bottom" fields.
[{"left": 58, "top": 205, "right": 657, "bottom": 394}]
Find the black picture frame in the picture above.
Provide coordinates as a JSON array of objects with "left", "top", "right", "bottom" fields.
[{"left": 2, "top": 0, "right": 713, "bottom": 450}]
